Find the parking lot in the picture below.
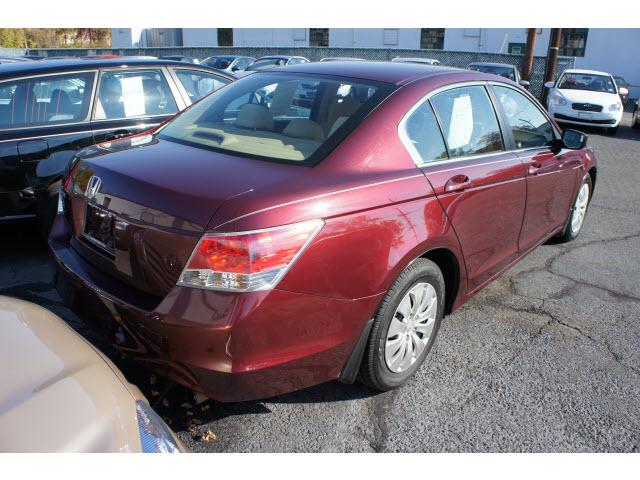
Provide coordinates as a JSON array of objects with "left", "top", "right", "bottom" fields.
[{"left": 1, "top": 112, "right": 639, "bottom": 453}]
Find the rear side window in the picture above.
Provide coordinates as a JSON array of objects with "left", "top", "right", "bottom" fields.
[
  {"left": 0, "top": 72, "right": 94, "bottom": 129},
  {"left": 94, "top": 69, "right": 177, "bottom": 120},
  {"left": 431, "top": 85, "right": 504, "bottom": 158},
  {"left": 493, "top": 86, "right": 555, "bottom": 149},
  {"left": 403, "top": 101, "right": 448, "bottom": 164},
  {"left": 174, "top": 69, "right": 230, "bottom": 103}
]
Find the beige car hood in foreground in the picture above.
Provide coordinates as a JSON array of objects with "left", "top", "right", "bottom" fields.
[{"left": 0, "top": 296, "right": 144, "bottom": 452}]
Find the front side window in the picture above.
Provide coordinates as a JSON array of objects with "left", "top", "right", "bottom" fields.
[
  {"left": 403, "top": 101, "right": 448, "bottom": 164},
  {"left": 0, "top": 72, "right": 94, "bottom": 129},
  {"left": 494, "top": 86, "right": 555, "bottom": 149},
  {"left": 94, "top": 69, "right": 178, "bottom": 120},
  {"left": 158, "top": 72, "right": 390, "bottom": 164},
  {"left": 430, "top": 85, "right": 503, "bottom": 158},
  {"left": 174, "top": 70, "right": 230, "bottom": 103},
  {"left": 557, "top": 72, "right": 616, "bottom": 94}
]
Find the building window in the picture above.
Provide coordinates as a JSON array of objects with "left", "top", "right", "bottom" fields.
[
  {"left": 560, "top": 28, "right": 588, "bottom": 57},
  {"left": 420, "top": 28, "right": 444, "bottom": 50},
  {"left": 508, "top": 42, "right": 525, "bottom": 54},
  {"left": 217, "top": 28, "right": 233, "bottom": 47},
  {"left": 309, "top": 28, "right": 329, "bottom": 47},
  {"left": 383, "top": 29, "right": 399, "bottom": 46}
]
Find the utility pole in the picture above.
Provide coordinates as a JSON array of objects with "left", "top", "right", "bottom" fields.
[
  {"left": 542, "top": 28, "right": 563, "bottom": 103},
  {"left": 520, "top": 28, "right": 537, "bottom": 82}
]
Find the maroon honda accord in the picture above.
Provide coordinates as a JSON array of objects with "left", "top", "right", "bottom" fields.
[{"left": 51, "top": 61, "right": 597, "bottom": 401}]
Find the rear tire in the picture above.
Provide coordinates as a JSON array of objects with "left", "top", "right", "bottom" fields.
[
  {"left": 37, "top": 180, "right": 60, "bottom": 241},
  {"left": 359, "top": 258, "right": 445, "bottom": 391},
  {"left": 556, "top": 174, "right": 592, "bottom": 243}
]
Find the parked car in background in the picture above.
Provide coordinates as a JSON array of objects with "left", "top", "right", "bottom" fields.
[
  {"left": 320, "top": 57, "right": 366, "bottom": 62},
  {"left": 236, "top": 55, "right": 310, "bottom": 77},
  {"left": 546, "top": 69, "right": 625, "bottom": 135},
  {"left": 612, "top": 75, "right": 630, "bottom": 104},
  {"left": 467, "top": 62, "right": 529, "bottom": 89},
  {"left": 201, "top": 55, "right": 256, "bottom": 75},
  {"left": 392, "top": 57, "right": 440, "bottom": 66},
  {"left": 0, "top": 56, "right": 32, "bottom": 64},
  {"left": 631, "top": 97, "right": 640, "bottom": 129},
  {"left": 52, "top": 62, "right": 596, "bottom": 402},
  {"left": 0, "top": 58, "right": 233, "bottom": 236},
  {"left": 159, "top": 55, "right": 199, "bottom": 64},
  {"left": 0, "top": 296, "right": 184, "bottom": 452}
]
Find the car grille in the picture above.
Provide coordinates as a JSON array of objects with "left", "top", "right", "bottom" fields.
[
  {"left": 554, "top": 113, "right": 616, "bottom": 125},
  {"left": 572, "top": 103, "right": 603, "bottom": 112}
]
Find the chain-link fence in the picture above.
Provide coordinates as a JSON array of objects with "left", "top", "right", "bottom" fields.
[{"left": 1, "top": 46, "right": 575, "bottom": 99}]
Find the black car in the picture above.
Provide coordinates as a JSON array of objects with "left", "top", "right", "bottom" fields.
[
  {"left": 467, "top": 62, "right": 530, "bottom": 89},
  {"left": 0, "top": 58, "right": 233, "bottom": 235}
]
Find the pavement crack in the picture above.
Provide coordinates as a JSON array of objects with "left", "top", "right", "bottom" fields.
[{"left": 369, "top": 390, "right": 397, "bottom": 452}]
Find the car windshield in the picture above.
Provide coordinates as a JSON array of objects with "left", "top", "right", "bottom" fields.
[
  {"left": 247, "top": 58, "right": 287, "bottom": 71},
  {"left": 206, "top": 57, "right": 234, "bottom": 69},
  {"left": 469, "top": 65, "right": 515, "bottom": 81},
  {"left": 558, "top": 73, "right": 616, "bottom": 93},
  {"left": 157, "top": 72, "right": 391, "bottom": 164}
]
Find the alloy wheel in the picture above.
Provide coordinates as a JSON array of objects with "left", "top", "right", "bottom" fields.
[
  {"left": 385, "top": 282, "right": 438, "bottom": 373},
  {"left": 571, "top": 182, "right": 590, "bottom": 235}
]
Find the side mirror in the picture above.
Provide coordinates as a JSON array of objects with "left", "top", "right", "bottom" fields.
[
  {"left": 519, "top": 80, "right": 530, "bottom": 89},
  {"left": 561, "top": 129, "right": 587, "bottom": 150},
  {"left": 544, "top": 81, "right": 555, "bottom": 89},
  {"left": 619, "top": 87, "right": 629, "bottom": 96},
  {"left": 231, "top": 64, "right": 240, "bottom": 71}
]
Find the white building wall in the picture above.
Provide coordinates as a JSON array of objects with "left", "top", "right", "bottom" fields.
[
  {"left": 329, "top": 28, "right": 420, "bottom": 48},
  {"left": 111, "top": 28, "right": 146, "bottom": 48},
  {"left": 182, "top": 28, "right": 218, "bottom": 47},
  {"left": 443, "top": 28, "right": 550, "bottom": 55},
  {"left": 232, "top": 28, "right": 309, "bottom": 47}
]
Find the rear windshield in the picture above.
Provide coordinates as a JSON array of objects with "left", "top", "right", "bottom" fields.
[
  {"left": 469, "top": 64, "right": 516, "bottom": 81},
  {"left": 157, "top": 72, "right": 393, "bottom": 165},
  {"left": 206, "top": 57, "right": 234, "bottom": 69}
]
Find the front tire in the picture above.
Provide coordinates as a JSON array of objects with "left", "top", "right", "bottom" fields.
[
  {"left": 556, "top": 175, "right": 592, "bottom": 243},
  {"left": 359, "top": 258, "right": 445, "bottom": 391},
  {"left": 632, "top": 107, "right": 640, "bottom": 130}
]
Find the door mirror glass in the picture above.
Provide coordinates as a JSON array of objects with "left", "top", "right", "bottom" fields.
[
  {"left": 561, "top": 129, "right": 587, "bottom": 150},
  {"left": 544, "top": 81, "right": 555, "bottom": 89}
]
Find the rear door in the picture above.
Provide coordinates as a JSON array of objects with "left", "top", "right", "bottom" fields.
[
  {"left": 167, "top": 67, "right": 231, "bottom": 105},
  {"left": 490, "top": 84, "right": 581, "bottom": 250},
  {"left": 402, "top": 83, "right": 527, "bottom": 292},
  {"left": 91, "top": 67, "right": 184, "bottom": 143},
  {"left": 0, "top": 70, "right": 97, "bottom": 220}
]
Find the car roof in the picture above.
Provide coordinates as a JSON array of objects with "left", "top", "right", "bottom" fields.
[
  {"left": 0, "top": 57, "right": 234, "bottom": 80},
  {"left": 468, "top": 62, "right": 515, "bottom": 69},
  {"left": 274, "top": 60, "right": 465, "bottom": 85},
  {"left": 256, "top": 55, "right": 306, "bottom": 60},
  {"left": 562, "top": 68, "right": 612, "bottom": 76}
]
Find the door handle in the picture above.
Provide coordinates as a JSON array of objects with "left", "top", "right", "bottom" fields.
[
  {"left": 528, "top": 162, "right": 543, "bottom": 175},
  {"left": 444, "top": 175, "right": 472, "bottom": 193},
  {"left": 105, "top": 130, "right": 132, "bottom": 141}
]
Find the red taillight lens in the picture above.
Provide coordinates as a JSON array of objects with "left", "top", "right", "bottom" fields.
[{"left": 178, "top": 220, "right": 323, "bottom": 291}]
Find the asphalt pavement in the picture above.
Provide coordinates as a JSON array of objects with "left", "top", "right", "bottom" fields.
[{"left": 1, "top": 113, "right": 639, "bottom": 452}]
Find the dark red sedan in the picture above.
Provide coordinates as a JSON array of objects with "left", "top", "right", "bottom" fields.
[{"left": 51, "top": 62, "right": 597, "bottom": 402}]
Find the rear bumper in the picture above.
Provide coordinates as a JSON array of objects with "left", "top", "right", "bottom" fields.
[{"left": 50, "top": 216, "right": 382, "bottom": 402}]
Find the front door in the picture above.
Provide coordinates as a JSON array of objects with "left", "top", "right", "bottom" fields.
[{"left": 490, "top": 85, "right": 581, "bottom": 251}]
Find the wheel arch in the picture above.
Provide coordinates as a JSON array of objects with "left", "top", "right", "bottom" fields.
[{"left": 418, "top": 247, "right": 461, "bottom": 315}]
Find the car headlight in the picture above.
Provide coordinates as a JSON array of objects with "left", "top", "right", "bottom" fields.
[
  {"left": 135, "top": 401, "right": 182, "bottom": 453},
  {"left": 549, "top": 93, "right": 567, "bottom": 107},
  {"left": 609, "top": 102, "right": 622, "bottom": 111}
]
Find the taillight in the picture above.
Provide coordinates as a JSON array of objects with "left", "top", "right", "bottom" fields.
[{"left": 178, "top": 220, "right": 323, "bottom": 292}]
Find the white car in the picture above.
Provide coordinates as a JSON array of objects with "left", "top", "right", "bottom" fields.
[{"left": 546, "top": 69, "right": 626, "bottom": 135}]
